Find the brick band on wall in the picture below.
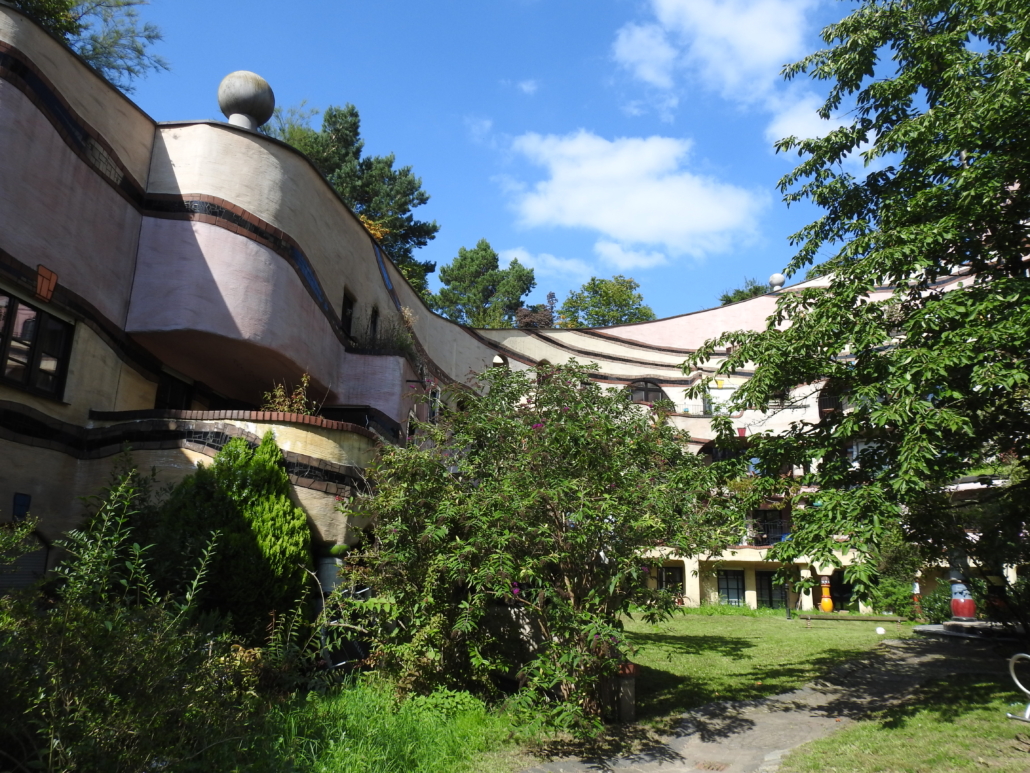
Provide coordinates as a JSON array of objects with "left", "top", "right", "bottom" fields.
[{"left": 0, "top": 402, "right": 367, "bottom": 495}]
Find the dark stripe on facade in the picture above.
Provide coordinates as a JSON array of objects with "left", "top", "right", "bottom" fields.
[
  {"left": 526, "top": 330, "right": 697, "bottom": 370},
  {"left": 0, "top": 41, "right": 447, "bottom": 381},
  {"left": 143, "top": 193, "right": 342, "bottom": 339},
  {"left": 0, "top": 41, "right": 146, "bottom": 206}
]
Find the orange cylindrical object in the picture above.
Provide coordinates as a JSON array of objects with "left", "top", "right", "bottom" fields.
[{"left": 819, "top": 575, "right": 833, "bottom": 613}]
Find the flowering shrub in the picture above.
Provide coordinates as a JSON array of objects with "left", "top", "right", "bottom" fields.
[{"left": 334, "top": 362, "right": 747, "bottom": 733}]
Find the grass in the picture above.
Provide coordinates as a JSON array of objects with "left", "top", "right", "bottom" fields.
[
  {"left": 215, "top": 677, "right": 536, "bottom": 773},
  {"left": 779, "top": 673, "right": 1030, "bottom": 773},
  {"left": 623, "top": 606, "right": 907, "bottom": 725},
  {"left": 224, "top": 609, "right": 908, "bottom": 772},
  {"left": 531, "top": 606, "right": 902, "bottom": 762}
]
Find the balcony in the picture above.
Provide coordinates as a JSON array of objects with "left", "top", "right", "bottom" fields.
[
  {"left": 678, "top": 398, "right": 727, "bottom": 417},
  {"left": 746, "top": 516, "right": 791, "bottom": 547}
]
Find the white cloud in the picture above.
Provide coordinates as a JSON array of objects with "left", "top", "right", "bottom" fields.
[
  {"left": 594, "top": 241, "right": 667, "bottom": 269},
  {"left": 517, "top": 79, "right": 539, "bottom": 95},
  {"left": 613, "top": 23, "right": 678, "bottom": 89},
  {"left": 500, "top": 247, "right": 593, "bottom": 282},
  {"left": 509, "top": 129, "right": 763, "bottom": 259},
  {"left": 763, "top": 91, "right": 845, "bottom": 145},
  {"left": 651, "top": 0, "right": 820, "bottom": 100},
  {"left": 612, "top": 1, "right": 830, "bottom": 138}
]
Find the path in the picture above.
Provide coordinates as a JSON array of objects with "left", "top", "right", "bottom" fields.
[{"left": 523, "top": 637, "right": 1012, "bottom": 773}]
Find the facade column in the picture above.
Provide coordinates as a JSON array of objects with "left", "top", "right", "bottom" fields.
[
  {"left": 682, "top": 557, "right": 701, "bottom": 607},
  {"left": 799, "top": 567, "right": 814, "bottom": 611},
  {"left": 744, "top": 566, "right": 758, "bottom": 609}
]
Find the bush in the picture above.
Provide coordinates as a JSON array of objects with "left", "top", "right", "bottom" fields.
[
  {"left": 153, "top": 432, "right": 312, "bottom": 641},
  {"left": 336, "top": 362, "right": 746, "bottom": 734},
  {"left": 0, "top": 474, "right": 258, "bottom": 773},
  {"left": 869, "top": 577, "right": 917, "bottom": 619},
  {"left": 920, "top": 584, "right": 952, "bottom": 624}
]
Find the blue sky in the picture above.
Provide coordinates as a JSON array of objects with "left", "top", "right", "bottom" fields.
[{"left": 128, "top": 0, "right": 851, "bottom": 320}]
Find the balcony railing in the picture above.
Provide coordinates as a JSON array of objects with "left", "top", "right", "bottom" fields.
[
  {"left": 678, "top": 399, "right": 726, "bottom": 416},
  {"left": 678, "top": 398, "right": 806, "bottom": 416},
  {"left": 745, "top": 518, "right": 791, "bottom": 546}
]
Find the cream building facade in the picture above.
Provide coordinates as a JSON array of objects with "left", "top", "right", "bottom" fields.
[{"left": 1, "top": 4, "right": 954, "bottom": 607}]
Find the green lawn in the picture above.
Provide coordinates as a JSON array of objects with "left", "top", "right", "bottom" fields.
[
  {"left": 779, "top": 673, "right": 1030, "bottom": 773},
  {"left": 624, "top": 607, "right": 904, "bottom": 723}
]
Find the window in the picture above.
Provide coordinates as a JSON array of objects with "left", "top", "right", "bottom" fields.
[
  {"left": 368, "top": 307, "right": 379, "bottom": 344},
  {"left": 819, "top": 382, "right": 845, "bottom": 415},
  {"left": 628, "top": 380, "right": 667, "bottom": 404},
  {"left": 154, "top": 370, "right": 194, "bottom": 410},
  {"left": 12, "top": 493, "right": 31, "bottom": 522},
  {"left": 0, "top": 292, "right": 72, "bottom": 398},
  {"left": 341, "top": 291, "right": 356, "bottom": 337},
  {"left": 756, "top": 571, "right": 788, "bottom": 609},
  {"left": 717, "top": 569, "right": 745, "bottom": 606},
  {"left": 658, "top": 565, "right": 684, "bottom": 593},
  {"left": 827, "top": 571, "right": 854, "bottom": 609},
  {"left": 428, "top": 388, "right": 442, "bottom": 423}
]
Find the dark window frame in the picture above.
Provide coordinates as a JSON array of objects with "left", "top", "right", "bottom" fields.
[
  {"left": 628, "top": 380, "right": 668, "bottom": 405},
  {"left": 0, "top": 292, "right": 73, "bottom": 400},
  {"left": 717, "top": 569, "right": 745, "bottom": 606},
  {"left": 154, "top": 370, "right": 195, "bottom": 410},
  {"left": 658, "top": 565, "right": 684, "bottom": 593},
  {"left": 755, "top": 570, "right": 788, "bottom": 609},
  {"left": 341, "top": 290, "right": 356, "bottom": 337},
  {"left": 748, "top": 510, "right": 790, "bottom": 545},
  {"left": 12, "top": 492, "right": 31, "bottom": 522}
]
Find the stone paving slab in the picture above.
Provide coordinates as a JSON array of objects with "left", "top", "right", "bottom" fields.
[{"left": 523, "top": 638, "right": 1012, "bottom": 773}]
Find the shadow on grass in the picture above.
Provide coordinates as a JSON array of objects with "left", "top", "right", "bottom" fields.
[
  {"left": 633, "top": 643, "right": 876, "bottom": 730},
  {"left": 876, "top": 672, "right": 1021, "bottom": 729},
  {"left": 531, "top": 643, "right": 884, "bottom": 765},
  {"left": 627, "top": 631, "right": 757, "bottom": 661}
]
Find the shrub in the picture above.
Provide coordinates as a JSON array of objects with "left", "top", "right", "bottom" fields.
[
  {"left": 153, "top": 432, "right": 313, "bottom": 641},
  {"left": 869, "top": 577, "right": 917, "bottom": 619},
  {"left": 336, "top": 362, "right": 746, "bottom": 734},
  {"left": 920, "top": 584, "right": 952, "bottom": 624},
  {"left": 263, "top": 372, "right": 317, "bottom": 414},
  {"left": 0, "top": 473, "right": 257, "bottom": 773}
]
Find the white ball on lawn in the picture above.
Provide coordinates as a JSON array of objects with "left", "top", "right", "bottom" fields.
[{"left": 875, "top": 627, "right": 886, "bottom": 635}]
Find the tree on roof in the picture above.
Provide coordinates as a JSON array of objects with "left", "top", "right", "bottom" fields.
[
  {"left": 429, "top": 239, "right": 535, "bottom": 328},
  {"left": 515, "top": 291, "right": 558, "bottom": 329},
  {"left": 685, "top": 0, "right": 1030, "bottom": 625},
  {"left": 558, "top": 275, "right": 656, "bottom": 328},
  {"left": 262, "top": 103, "right": 440, "bottom": 296},
  {"left": 718, "top": 277, "right": 769, "bottom": 305},
  {"left": 12, "top": 1, "right": 167, "bottom": 92}
]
